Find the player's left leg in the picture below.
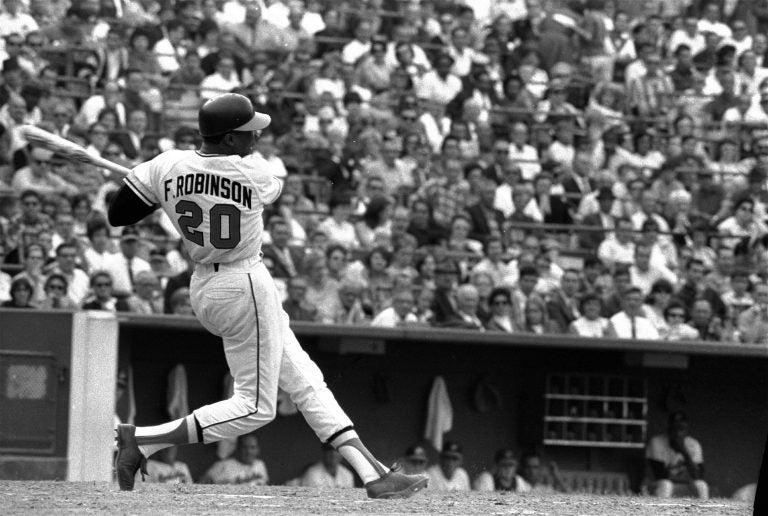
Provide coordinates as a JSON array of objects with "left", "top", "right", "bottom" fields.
[
  {"left": 274, "top": 303, "right": 428, "bottom": 498},
  {"left": 116, "top": 266, "right": 283, "bottom": 490}
]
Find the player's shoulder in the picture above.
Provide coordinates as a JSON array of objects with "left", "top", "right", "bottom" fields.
[{"left": 149, "top": 149, "right": 194, "bottom": 166}]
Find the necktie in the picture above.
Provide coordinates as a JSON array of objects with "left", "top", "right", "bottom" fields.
[
  {"left": 53, "top": 297, "right": 60, "bottom": 309},
  {"left": 127, "top": 257, "right": 134, "bottom": 289},
  {"left": 631, "top": 315, "right": 637, "bottom": 339},
  {"left": 283, "top": 248, "right": 297, "bottom": 277}
]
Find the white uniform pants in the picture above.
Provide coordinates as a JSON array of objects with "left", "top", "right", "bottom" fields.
[{"left": 189, "top": 257, "right": 353, "bottom": 443}]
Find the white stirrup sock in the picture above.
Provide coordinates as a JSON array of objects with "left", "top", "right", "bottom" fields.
[{"left": 134, "top": 414, "right": 199, "bottom": 459}]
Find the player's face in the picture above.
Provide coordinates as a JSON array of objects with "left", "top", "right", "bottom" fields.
[{"left": 228, "top": 130, "right": 259, "bottom": 157}]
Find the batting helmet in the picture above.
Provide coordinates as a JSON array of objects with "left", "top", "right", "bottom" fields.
[{"left": 198, "top": 93, "right": 271, "bottom": 137}]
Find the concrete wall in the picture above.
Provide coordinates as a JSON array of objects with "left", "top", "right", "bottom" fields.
[{"left": 120, "top": 325, "right": 767, "bottom": 497}]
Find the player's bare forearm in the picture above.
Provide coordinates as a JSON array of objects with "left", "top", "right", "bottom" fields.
[{"left": 108, "top": 184, "right": 158, "bottom": 227}]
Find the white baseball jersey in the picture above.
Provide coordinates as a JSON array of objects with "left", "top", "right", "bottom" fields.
[
  {"left": 145, "top": 459, "right": 193, "bottom": 484},
  {"left": 124, "top": 150, "right": 282, "bottom": 265},
  {"left": 203, "top": 458, "right": 269, "bottom": 485}
]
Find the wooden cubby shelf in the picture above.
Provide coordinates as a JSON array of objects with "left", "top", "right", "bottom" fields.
[{"left": 543, "top": 373, "right": 648, "bottom": 449}]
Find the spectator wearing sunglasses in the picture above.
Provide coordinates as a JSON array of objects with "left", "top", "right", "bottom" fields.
[
  {"left": 485, "top": 287, "right": 517, "bottom": 332},
  {"left": 39, "top": 272, "right": 77, "bottom": 309},
  {"left": 660, "top": 302, "right": 699, "bottom": 341},
  {"left": 82, "top": 271, "right": 129, "bottom": 311},
  {"left": 11, "top": 146, "right": 78, "bottom": 197}
]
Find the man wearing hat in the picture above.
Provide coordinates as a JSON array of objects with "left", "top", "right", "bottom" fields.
[
  {"left": 474, "top": 448, "right": 527, "bottom": 492},
  {"left": 427, "top": 441, "right": 471, "bottom": 491},
  {"left": 403, "top": 445, "right": 429, "bottom": 475}
]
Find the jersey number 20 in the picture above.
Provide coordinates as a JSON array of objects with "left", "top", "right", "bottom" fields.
[{"left": 175, "top": 200, "right": 241, "bottom": 249}]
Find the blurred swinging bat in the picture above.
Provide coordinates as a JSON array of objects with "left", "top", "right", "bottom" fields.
[{"left": 19, "top": 125, "right": 132, "bottom": 177}]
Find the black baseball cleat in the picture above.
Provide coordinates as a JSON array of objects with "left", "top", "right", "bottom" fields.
[
  {"left": 115, "top": 424, "right": 147, "bottom": 491},
  {"left": 365, "top": 463, "right": 429, "bottom": 499}
]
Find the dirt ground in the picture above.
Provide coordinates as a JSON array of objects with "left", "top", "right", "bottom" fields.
[{"left": 0, "top": 481, "right": 754, "bottom": 515}]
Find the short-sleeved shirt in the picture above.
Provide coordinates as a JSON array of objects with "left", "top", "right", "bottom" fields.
[
  {"left": 426, "top": 465, "right": 471, "bottom": 491},
  {"left": 646, "top": 434, "right": 703, "bottom": 483},
  {"left": 124, "top": 150, "right": 282, "bottom": 265},
  {"left": 299, "top": 462, "right": 355, "bottom": 488},
  {"left": 203, "top": 458, "right": 269, "bottom": 485},
  {"left": 145, "top": 459, "right": 193, "bottom": 484}
]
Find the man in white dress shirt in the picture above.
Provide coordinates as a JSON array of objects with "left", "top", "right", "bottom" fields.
[
  {"left": 48, "top": 243, "right": 90, "bottom": 306},
  {"left": 609, "top": 287, "right": 660, "bottom": 339},
  {"left": 371, "top": 289, "right": 419, "bottom": 327},
  {"left": 598, "top": 218, "right": 636, "bottom": 270},
  {"left": 416, "top": 52, "right": 463, "bottom": 105},
  {"left": 629, "top": 245, "right": 676, "bottom": 297},
  {"left": 341, "top": 19, "right": 373, "bottom": 64},
  {"left": 102, "top": 226, "right": 151, "bottom": 298}
]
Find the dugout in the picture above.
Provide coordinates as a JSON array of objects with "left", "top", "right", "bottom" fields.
[{"left": 0, "top": 310, "right": 766, "bottom": 497}]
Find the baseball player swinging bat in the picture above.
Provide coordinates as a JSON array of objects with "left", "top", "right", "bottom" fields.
[
  {"left": 19, "top": 125, "right": 131, "bottom": 177},
  {"left": 108, "top": 93, "right": 429, "bottom": 499}
]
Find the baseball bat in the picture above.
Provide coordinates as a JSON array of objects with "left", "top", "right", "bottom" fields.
[{"left": 19, "top": 125, "right": 132, "bottom": 177}]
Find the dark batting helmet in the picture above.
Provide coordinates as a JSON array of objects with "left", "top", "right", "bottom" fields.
[{"left": 198, "top": 93, "right": 271, "bottom": 137}]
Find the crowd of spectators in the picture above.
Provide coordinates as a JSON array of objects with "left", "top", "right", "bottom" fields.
[{"left": 2, "top": 0, "right": 768, "bottom": 345}]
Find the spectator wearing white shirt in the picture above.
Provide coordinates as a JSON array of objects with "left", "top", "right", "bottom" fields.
[
  {"left": 569, "top": 293, "right": 612, "bottom": 337},
  {"left": 447, "top": 26, "right": 485, "bottom": 77},
  {"left": 630, "top": 244, "right": 677, "bottom": 297},
  {"left": 0, "top": 0, "right": 38, "bottom": 39},
  {"left": 371, "top": 288, "right": 419, "bottom": 327},
  {"left": 668, "top": 17, "right": 706, "bottom": 56},
  {"left": 508, "top": 121, "right": 540, "bottom": 180},
  {"left": 102, "top": 226, "right": 151, "bottom": 298},
  {"left": 200, "top": 54, "right": 241, "bottom": 100},
  {"left": 608, "top": 287, "right": 660, "bottom": 339},
  {"left": 153, "top": 20, "right": 187, "bottom": 75},
  {"left": 83, "top": 222, "right": 118, "bottom": 273},
  {"left": 252, "top": 130, "right": 287, "bottom": 182},
  {"left": 385, "top": 23, "right": 431, "bottom": 72},
  {"left": 416, "top": 52, "right": 463, "bottom": 105},
  {"left": 342, "top": 19, "right": 373, "bottom": 65},
  {"left": 48, "top": 243, "right": 90, "bottom": 306},
  {"left": 598, "top": 218, "right": 636, "bottom": 270},
  {"left": 0, "top": 240, "right": 12, "bottom": 303},
  {"left": 75, "top": 81, "right": 127, "bottom": 129},
  {"left": 11, "top": 146, "right": 79, "bottom": 198},
  {"left": 697, "top": 3, "right": 732, "bottom": 40}
]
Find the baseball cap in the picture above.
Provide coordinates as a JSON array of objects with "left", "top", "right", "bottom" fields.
[
  {"left": 494, "top": 448, "right": 518, "bottom": 466},
  {"left": 405, "top": 445, "right": 428, "bottom": 463},
  {"left": 121, "top": 226, "right": 140, "bottom": 242},
  {"left": 440, "top": 441, "right": 463, "bottom": 458}
]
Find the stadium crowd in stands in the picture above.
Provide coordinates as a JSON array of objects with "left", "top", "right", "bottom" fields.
[{"left": 2, "top": 0, "right": 768, "bottom": 347}]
